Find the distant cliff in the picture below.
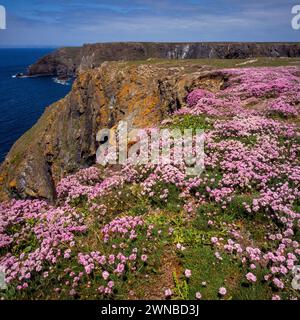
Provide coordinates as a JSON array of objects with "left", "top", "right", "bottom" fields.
[{"left": 27, "top": 42, "right": 300, "bottom": 77}]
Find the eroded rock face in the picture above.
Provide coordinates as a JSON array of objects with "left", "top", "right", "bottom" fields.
[
  {"left": 27, "top": 42, "right": 300, "bottom": 77},
  {"left": 0, "top": 62, "right": 227, "bottom": 202}
]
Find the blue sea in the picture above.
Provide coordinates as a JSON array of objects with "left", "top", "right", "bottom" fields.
[{"left": 0, "top": 48, "right": 72, "bottom": 162}]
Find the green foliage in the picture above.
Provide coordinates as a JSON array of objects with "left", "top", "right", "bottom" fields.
[
  {"left": 166, "top": 115, "right": 213, "bottom": 132},
  {"left": 148, "top": 182, "right": 183, "bottom": 212},
  {"left": 172, "top": 272, "right": 189, "bottom": 300},
  {"left": 227, "top": 194, "right": 257, "bottom": 218}
]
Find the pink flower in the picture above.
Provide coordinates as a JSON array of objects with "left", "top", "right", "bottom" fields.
[
  {"left": 64, "top": 249, "right": 71, "bottom": 259},
  {"left": 246, "top": 272, "right": 257, "bottom": 283},
  {"left": 219, "top": 287, "right": 227, "bottom": 296},
  {"left": 102, "top": 271, "right": 109, "bottom": 280},
  {"left": 195, "top": 292, "right": 202, "bottom": 300},
  {"left": 141, "top": 255, "right": 148, "bottom": 262},
  {"left": 273, "top": 277, "right": 284, "bottom": 289},
  {"left": 215, "top": 252, "right": 223, "bottom": 261},
  {"left": 114, "top": 263, "right": 125, "bottom": 274},
  {"left": 98, "top": 286, "right": 104, "bottom": 293},
  {"left": 69, "top": 289, "right": 76, "bottom": 296},
  {"left": 184, "top": 269, "right": 192, "bottom": 278},
  {"left": 104, "top": 287, "right": 112, "bottom": 295},
  {"left": 164, "top": 289, "right": 173, "bottom": 297},
  {"left": 129, "top": 254, "right": 137, "bottom": 261},
  {"left": 211, "top": 237, "right": 218, "bottom": 245},
  {"left": 272, "top": 295, "right": 281, "bottom": 300},
  {"left": 264, "top": 274, "right": 271, "bottom": 281}
]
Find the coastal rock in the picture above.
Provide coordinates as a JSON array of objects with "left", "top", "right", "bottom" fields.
[{"left": 0, "top": 62, "right": 226, "bottom": 201}]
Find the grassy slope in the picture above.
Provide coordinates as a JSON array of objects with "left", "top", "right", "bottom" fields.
[
  {"left": 125, "top": 57, "right": 300, "bottom": 69},
  {"left": 1, "top": 58, "right": 299, "bottom": 301}
]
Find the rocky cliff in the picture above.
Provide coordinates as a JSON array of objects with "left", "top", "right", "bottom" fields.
[
  {"left": 0, "top": 62, "right": 226, "bottom": 202},
  {"left": 27, "top": 42, "right": 300, "bottom": 77}
]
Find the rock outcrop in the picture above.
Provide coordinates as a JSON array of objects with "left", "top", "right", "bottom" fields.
[
  {"left": 0, "top": 62, "right": 227, "bottom": 202},
  {"left": 27, "top": 42, "right": 300, "bottom": 77}
]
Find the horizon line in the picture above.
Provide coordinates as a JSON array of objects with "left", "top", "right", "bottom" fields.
[{"left": 1, "top": 41, "right": 300, "bottom": 49}]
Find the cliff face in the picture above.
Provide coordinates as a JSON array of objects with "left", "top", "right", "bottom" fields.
[
  {"left": 0, "top": 62, "right": 226, "bottom": 201},
  {"left": 27, "top": 42, "right": 300, "bottom": 76}
]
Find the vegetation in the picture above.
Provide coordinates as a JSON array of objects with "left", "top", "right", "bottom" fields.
[{"left": 0, "top": 63, "right": 299, "bottom": 300}]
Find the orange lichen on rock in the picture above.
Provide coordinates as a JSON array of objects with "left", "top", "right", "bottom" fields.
[{"left": 0, "top": 61, "right": 227, "bottom": 201}]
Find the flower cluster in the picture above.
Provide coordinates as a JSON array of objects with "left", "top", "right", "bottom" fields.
[
  {"left": 101, "top": 216, "right": 144, "bottom": 243},
  {"left": 0, "top": 200, "right": 86, "bottom": 290},
  {"left": 0, "top": 66, "right": 299, "bottom": 300},
  {"left": 62, "top": 216, "right": 159, "bottom": 298}
]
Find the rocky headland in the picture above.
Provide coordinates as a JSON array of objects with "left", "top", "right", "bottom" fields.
[{"left": 27, "top": 42, "right": 300, "bottom": 77}]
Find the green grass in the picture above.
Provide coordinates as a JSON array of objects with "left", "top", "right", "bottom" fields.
[
  {"left": 171, "top": 201, "right": 274, "bottom": 300},
  {"left": 125, "top": 57, "right": 300, "bottom": 69},
  {"left": 164, "top": 115, "right": 213, "bottom": 132},
  {"left": 182, "top": 245, "right": 242, "bottom": 300},
  {"left": 147, "top": 182, "right": 183, "bottom": 212}
]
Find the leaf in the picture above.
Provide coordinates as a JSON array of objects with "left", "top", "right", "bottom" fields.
[{"left": 23, "top": 246, "right": 32, "bottom": 253}]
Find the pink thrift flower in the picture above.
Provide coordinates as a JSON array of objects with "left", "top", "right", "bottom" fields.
[
  {"left": 195, "top": 292, "right": 202, "bottom": 300},
  {"left": 246, "top": 272, "right": 257, "bottom": 283},
  {"left": 219, "top": 287, "right": 227, "bottom": 296},
  {"left": 102, "top": 271, "right": 110, "bottom": 280},
  {"left": 141, "top": 254, "right": 148, "bottom": 262},
  {"left": 165, "top": 289, "right": 172, "bottom": 297},
  {"left": 211, "top": 237, "right": 218, "bottom": 244},
  {"left": 273, "top": 278, "right": 284, "bottom": 289},
  {"left": 69, "top": 289, "right": 76, "bottom": 296},
  {"left": 184, "top": 269, "right": 192, "bottom": 278}
]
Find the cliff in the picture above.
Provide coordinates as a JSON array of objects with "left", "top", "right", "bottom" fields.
[
  {"left": 27, "top": 42, "right": 300, "bottom": 77},
  {"left": 0, "top": 62, "right": 226, "bottom": 201}
]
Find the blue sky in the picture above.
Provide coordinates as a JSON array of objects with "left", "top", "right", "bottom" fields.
[{"left": 0, "top": 0, "right": 299, "bottom": 47}]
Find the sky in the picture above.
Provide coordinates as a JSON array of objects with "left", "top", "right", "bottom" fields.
[{"left": 0, "top": 0, "right": 299, "bottom": 47}]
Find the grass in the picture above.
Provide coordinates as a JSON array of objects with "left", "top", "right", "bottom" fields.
[
  {"left": 182, "top": 245, "right": 242, "bottom": 300},
  {"left": 1, "top": 163, "right": 294, "bottom": 300},
  {"left": 170, "top": 201, "right": 275, "bottom": 300},
  {"left": 125, "top": 57, "right": 300, "bottom": 69},
  {"left": 163, "top": 115, "right": 213, "bottom": 131},
  {"left": 147, "top": 182, "right": 183, "bottom": 212}
]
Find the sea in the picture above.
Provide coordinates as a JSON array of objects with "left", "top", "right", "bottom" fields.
[{"left": 0, "top": 48, "right": 72, "bottom": 162}]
